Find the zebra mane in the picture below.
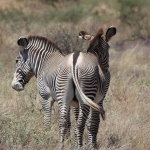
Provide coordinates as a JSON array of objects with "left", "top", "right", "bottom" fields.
[
  {"left": 87, "top": 28, "right": 103, "bottom": 53},
  {"left": 27, "top": 35, "right": 63, "bottom": 54},
  {"left": 87, "top": 28, "right": 109, "bottom": 55}
]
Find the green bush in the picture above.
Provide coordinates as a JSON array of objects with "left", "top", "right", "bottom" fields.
[{"left": 117, "top": 0, "right": 150, "bottom": 38}]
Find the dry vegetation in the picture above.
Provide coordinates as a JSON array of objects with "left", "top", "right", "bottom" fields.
[{"left": 0, "top": 0, "right": 150, "bottom": 150}]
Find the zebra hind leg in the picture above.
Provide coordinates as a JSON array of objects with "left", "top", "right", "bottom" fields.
[
  {"left": 58, "top": 103, "right": 70, "bottom": 150},
  {"left": 86, "top": 110, "right": 100, "bottom": 149},
  {"left": 74, "top": 104, "right": 90, "bottom": 149},
  {"left": 65, "top": 107, "right": 71, "bottom": 139},
  {"left": 72, "top": 107, "right": 79, "bottom": 147}
]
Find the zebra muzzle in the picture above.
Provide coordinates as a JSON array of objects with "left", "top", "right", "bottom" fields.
[{"left": 12, "top": 81, "right": 24, "bottom": 91}]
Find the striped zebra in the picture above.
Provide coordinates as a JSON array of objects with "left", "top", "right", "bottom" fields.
[
  {"left": 15, "top": 53, "right": 72, "bottom": 138},
  {"left": 11, "top": 35, "right": 105, "bottom": 149},
  {"left": 66, "top": 26, "right": 116, "bottom": 149},
  {"left": 79, "top": 26, "right": 116, "bottom": 94},
  {"left": 73, "top": 26, "right": 116, "bottom": 149}
]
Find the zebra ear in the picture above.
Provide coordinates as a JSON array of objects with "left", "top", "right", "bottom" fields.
[
  {"left": 79, "top": 31, "right": 90, "bottom": 40},
  {"left": 17, "top": 36, "right": 28, "bottom": 47},
  {"left": 105, "top": 26, "right": 116, "bottom": 42}
]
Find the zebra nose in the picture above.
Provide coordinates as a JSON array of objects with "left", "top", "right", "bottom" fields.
[{"left": 12, "top": 82, "right": 24, "bottom": 91}]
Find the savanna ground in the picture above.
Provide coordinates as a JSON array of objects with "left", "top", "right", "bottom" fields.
[{"left": 0, "top": 0, "right": 150, "bottom": 150}]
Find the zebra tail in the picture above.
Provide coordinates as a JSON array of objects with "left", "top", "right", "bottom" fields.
[
  {"left": 98, "top": 65, "right": 106, "bottom": 120},
  {"left": 98, "top": 65, "right": 105, "bottom": 82},
  {"left": 72, "top": 66, "right": 103, "bottom": 113}
]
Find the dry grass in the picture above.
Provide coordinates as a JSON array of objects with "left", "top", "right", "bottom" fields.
[
  {"left": 98, "top": 45, "right": 150, "bottom": 150},
  {"left": 1, "top": 41, "right": 150, "bottom": 150},
  {"left": 0, "top": 0, "right": 150, "bottom": 150}
]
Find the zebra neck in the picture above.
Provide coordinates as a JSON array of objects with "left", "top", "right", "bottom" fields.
[
  {"left": 30, "top": 50, "right": 63, "bottom": 77},
  {"left": 87, "top": 50, "right": 102, "bottom": 63},
  {"left": 88, "top": 51, "right": 108, "bottom": 74}
]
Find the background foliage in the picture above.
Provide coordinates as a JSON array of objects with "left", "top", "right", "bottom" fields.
[
  {"left": 117, "top": 0, "right": 150, "bottom": 38},
  {"left": 0, "top": 0, "right": 150, "bottom": 149}
]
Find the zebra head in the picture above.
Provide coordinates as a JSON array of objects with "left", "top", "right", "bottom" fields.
[
  {"left": 12, "top": 36, "right": 34, "bottom": 91},
  {"left": 79, "top": 26, "right": 116, "bottom": 42},
  {"left": 84, "top": 26, "right": 116, "bottom": 73},
  {"left": 79, "top": 31, "right": 94, "bottom": 41}
]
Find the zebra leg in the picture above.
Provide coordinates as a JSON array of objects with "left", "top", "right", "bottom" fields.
[
  {"left": 66, "top": 107, "right": 71, "bottom": 139},
  {"left": 58, "top": 102, "right": 70, "bottom": 150},
  {"left": 56, "top": 71, "right": 74, "bottom": 149},
  {"left": 72, "top": 107, "right": 79, "bottom": 147},
  {"left": 48, "top": 96, "right": 55, "bottom": 125},
  {"left": 38, "top": 77, "right": 53, "bottom": 129},
  {"left": 98, "top": 100, "right": 105, "bottom": 120},
  {"left": 86, "top": 110, "right": 100, "bottom": 149},
  {"left": 40, "top": 96, "right": 54, "bottom": 129},
  {"left": 74, "top": 104, "right": 90, "bottom": 148},
  {"left": 73, "top": 107, "right": 79, "bottom": 122}
]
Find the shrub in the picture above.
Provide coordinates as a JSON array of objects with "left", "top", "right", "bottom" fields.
[{"left": 117, "top": 0, "right": 150, "bottom": 38}]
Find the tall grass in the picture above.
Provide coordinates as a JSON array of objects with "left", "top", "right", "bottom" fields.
[
  {"left": 1, "top": 35, "right": 150, "bottom": 150},
  {"left": 0, "top": 0, "right": 150, "bottom": 149}
]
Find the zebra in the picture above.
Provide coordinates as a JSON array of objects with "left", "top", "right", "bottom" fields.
[
  {"left": 79, "top": 30, "right": 94, "bottom": 42},
  {"left": 79, "top": 26, "right": 116, "bottom": 93},
  {"left": 12, "top": 26, "right": 116, "bottom": 149},
  {"left": 62, "top": 26, "right": 116, "bottom": 149},
  {"left": 15, "top": 54, "right": 71, "bottom": 133},
  {"left": 73, "top": 26, "right": 116, "bottom": 149},
  {"left": 11, "top": 35, "right": 105, "bottom": 149}
]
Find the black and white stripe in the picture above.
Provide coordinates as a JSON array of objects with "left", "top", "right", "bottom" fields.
[
  {"left": 77, "top": 26, "right": 116, "bottom": 148},
  {"left": 12, "top": 35, "right": 101, "bottom": 149},
  {"left": 12, "top": 36, "right": 72, "bottom": 149}
]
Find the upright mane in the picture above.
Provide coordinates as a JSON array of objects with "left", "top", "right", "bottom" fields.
[
  {"left": 27, "top": 35, "right": 63, "bottom": 54},
  {"left": 87, "top": 28, "right": 104, "bottom": 53}
]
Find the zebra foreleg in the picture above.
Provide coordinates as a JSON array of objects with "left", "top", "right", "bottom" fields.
[
  {"left": 38, "top": 77, "right": 53, "bottom": 129},
  {"left": 40, "top": 96, "right": 53, "bottom": 129},
  {"left": 40, "top": 96, "right": 71, "bottom": 134},
  {"left": 86, "top": 110, "right": 100, "bottom": 149}
]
